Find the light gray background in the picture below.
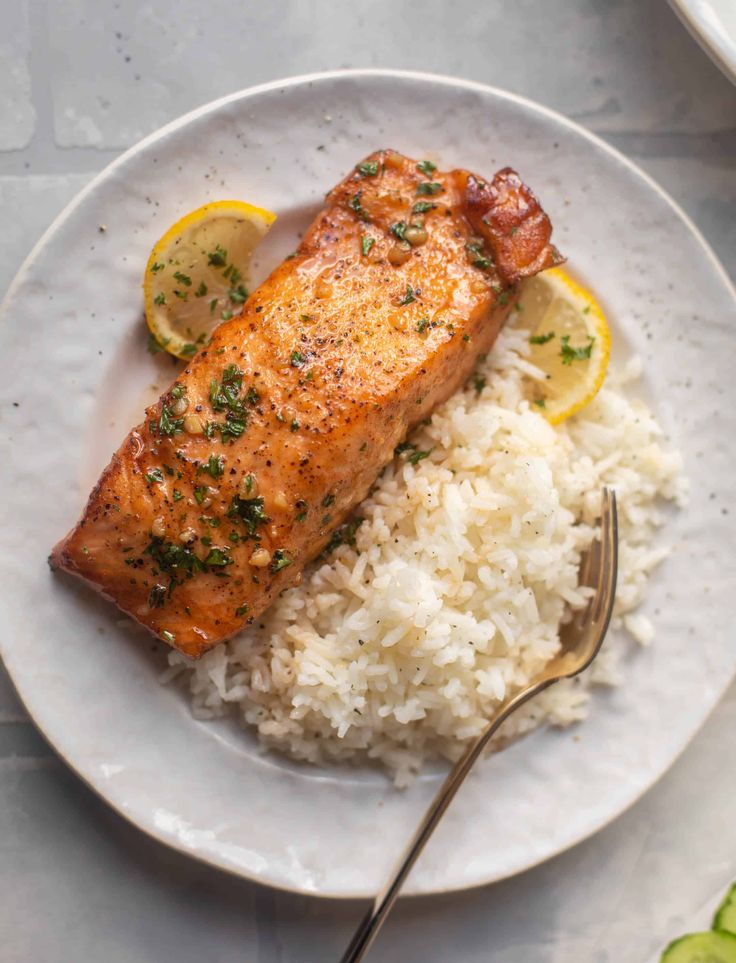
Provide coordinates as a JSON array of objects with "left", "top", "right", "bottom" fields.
[{"left": 1, "top": 2, "right": 734, "bottom": 961}]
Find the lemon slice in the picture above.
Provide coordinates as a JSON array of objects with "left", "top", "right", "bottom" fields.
[
  {"left": 144, "top": 200, "right": 276, "bottom": 359},
  {"left": 511, "top": 267, "right": 611, "bottom": 424}
]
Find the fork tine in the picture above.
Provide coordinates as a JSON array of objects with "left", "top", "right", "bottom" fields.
[
  {"left": 592, "top": 488, "right": 618, "bottom": 626},
  {"left": 590, "top": 553, "right": 604, "bottom": 623}
]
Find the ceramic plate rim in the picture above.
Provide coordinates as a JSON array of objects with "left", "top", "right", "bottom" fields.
[{"left": 668, "top": 0, "right": 736, "bottom": 85}]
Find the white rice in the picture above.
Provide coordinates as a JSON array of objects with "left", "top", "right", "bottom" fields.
[{"left": 164, "top": 326, "right": 686, "bottom": 785}]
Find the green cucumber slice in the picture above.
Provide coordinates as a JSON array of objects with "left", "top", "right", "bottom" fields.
[
  {"left": 660, "top": 931, "right": 736, "bottom": 962},
  {"left": 714, "top": 884, "right": 736, "bottom": 935}
]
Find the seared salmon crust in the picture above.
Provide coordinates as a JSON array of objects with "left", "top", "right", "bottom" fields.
[{"left": 51, "top": 151, "right": 562, "bottom": 657}]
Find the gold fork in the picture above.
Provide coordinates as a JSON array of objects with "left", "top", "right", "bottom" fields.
[{"left": 340, "top": 488, "right": 619, "bottom": 963}]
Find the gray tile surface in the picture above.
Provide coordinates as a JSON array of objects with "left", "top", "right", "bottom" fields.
[
  {"left": 0, "top": 2, "right": 35, "bottom": 151},
  {"left": 1, "top": 1, "right": 734, "bottom": 960}
]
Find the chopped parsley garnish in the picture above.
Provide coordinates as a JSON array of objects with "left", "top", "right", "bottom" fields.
[
  {"left": 361, "top": 235, "right": 375, "bottom": 257},
  {"left": 219, "top": 362, "right": 242, "bottom": 387},
  {"left": 407, "top": 448, "right": 432, "bottom": 465},
  {"left": 144, "top": 538, "right": 206, "bottom": 593},
  {"left": 221, "top": 414, "right": 246, "bottom": 441},
  {"left": 530, "top": 331, "right": 555, "bottom": 345},
  {"left": 209, "top": 298, "right": 218, "bottom": 314},
  {"left": 242, "top": 474, "right": 256, "bottom": 494},
  {"left": 194, "top": 486, "right": 208, "bottom": 505},
  {"left": 149, "top": 584, "right": 167, "bottom": 608},
  {"left": 399, "top": 284, "right": 416, "bottom": 306},
  {"left": 497, "top": 291, "right": 510, "bottom": 305},
  {"left": 322, "top": 493, "right": 336, "bottom": 508},
  {"left": 227, "top": 495, "right": 270, "bottom": 537},
  {"left": 228, "top": 284, "right": 248, "bottom": 304},
  {"left": 201, "top": 454, "right": 224, "bottom": 479},
  {"left": 150, "top": 262, "right": 164, "bottom": 273},
  {"left": 222, "top": 264, "right": 242, "bottom": 284},
  {"left": 210, "top": 365, "right": 245, "bottom": 412},
  {"left": 171, "top": 385, "right": 184, "bottom": 399},
  {"left": 173, "top": 271, "right": 191, "bottom": 287},
  {"left": 323, "top": 517, "right": 362, "bottom": 555},
  {"left": 533, "top": 398, "right": 547, "bottom": 408},
  {"left": 412, "top": 201, "right": 436, "bottom": 215},
  {"left": 471, "top": 372, "right": 487, "bottom": 395},
  {"left": 158, "top": 404, "right": 184, "bottom": 437},
  {"left": 560, "top": 335, "right": 595, "bottom": 365},
  {"left": 416, "top": 181, "right": 443, "bottom": 196},
  {"left": 270, "top": 549, "right": 292, "bottom": 572},
  {"left": 390, "top": 221, "right": 408, "bottom": 241},
  {"left": 173, "top": 289, "right": 188, "bottom": 301},
  {"left": 357, "top": 160, "right": 379, "bottom": 177},
  {"left": 291, "top": 350, "right": 306, "bottom": 367},
  {"left": 153, "top": 292, "right": 166, "bottom": 306},
  {"left": 416, "top": 159, "right": 437, "bottom": 176},
  {"left": 161, "top": 630, "right": 175, "bottom": 644},
  {"left": 172, "top": 489, "right": 183, "bottom": 501},
  {"left": 235, "top": 603, "right": 249, "bottom": 617},
  {"left": 348, "top": 191, "right": 369, "bottom": 221},
  {"left": 203, "top": 547, "right": 232, "bottom": 568},
  {"left": 195, "top": 281, "right": 208, "bottom": 297},
  {"left": 290, "top": 419, "right": 299, "bottom": 432},
  {"left": 181, "top": 342, "right": 197, "bottom": 357},
  {"left": 416, "top": 317, "right": 430, "bottom": 334},
  {"left": 221, "top": 309, "right": 233, "bottom": 320},
  {"left": 394, "top": 442, "right": 432, "bottom": 466},
  {"left": 145, "top": 468, "right": 164, "bottom": 484},
  {"left": 466, "top": 242, "right": 492, "bottom": 270},
  {"left": 207, "top": 244, "right": 227, "bottom": 267}
]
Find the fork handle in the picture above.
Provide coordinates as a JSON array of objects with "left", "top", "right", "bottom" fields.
[{"left": 338, "top": 678, "right": 555, "bottom": 963}]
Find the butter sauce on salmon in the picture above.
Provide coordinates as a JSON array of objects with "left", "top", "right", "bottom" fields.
[{"left": 50, "top": 150, "right": 562, "bottom": 657}]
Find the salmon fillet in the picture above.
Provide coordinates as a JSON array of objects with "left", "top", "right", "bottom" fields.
[{"left": 51, "top": 150, "right": 562, "bottom": 658}]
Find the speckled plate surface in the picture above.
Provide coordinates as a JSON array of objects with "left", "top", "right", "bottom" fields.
[{"left": 0, "top": 70, "right": 734, "bottom": 898}]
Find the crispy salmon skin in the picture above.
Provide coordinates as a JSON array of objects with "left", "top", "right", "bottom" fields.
[{"left": 51, "top": 151, "right": 562, "bottom": 657}]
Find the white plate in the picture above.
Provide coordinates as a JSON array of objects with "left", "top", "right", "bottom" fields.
[
  {"left": 669, "top": 0, "right": 736, "bottom": 84},
  {"left": 0, "top": 70, "right": 734, "bottom": 898}
]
